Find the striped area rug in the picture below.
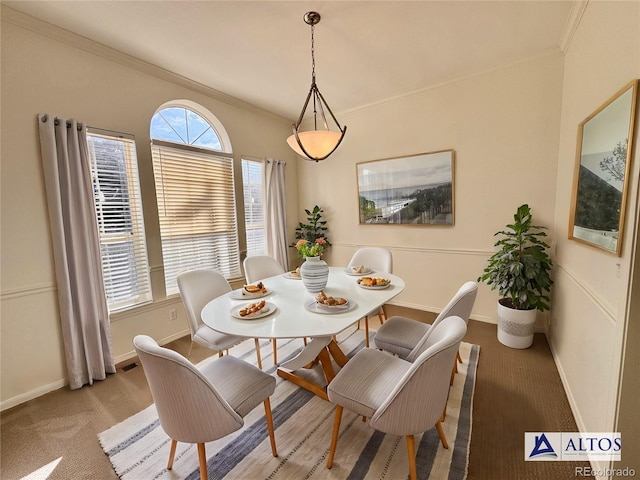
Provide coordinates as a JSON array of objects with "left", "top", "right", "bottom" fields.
[{"left": 98, "top": 329, "right": 479, "bottom": 480}]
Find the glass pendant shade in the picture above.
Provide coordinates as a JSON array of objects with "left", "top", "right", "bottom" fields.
[
  {"left": 286, "top": 130, "right": 344, "bottom": 161},
  {"left": 288, "top": 11, "right": 346, "bottom": 162}
]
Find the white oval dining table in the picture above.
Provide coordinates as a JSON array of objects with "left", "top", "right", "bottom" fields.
[{"left": 202, "top": 266, "right": 405, "bottom": 399}]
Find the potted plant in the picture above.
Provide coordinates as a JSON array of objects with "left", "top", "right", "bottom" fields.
[
  {"left": 292, "top": 206, "right": 331, "bottom": 293},
  {"left": 478, "top": 204, "right": 553, "bottom": 349},
  {"left": 294, "top": 205, "right": 331, "bottom": 248}
]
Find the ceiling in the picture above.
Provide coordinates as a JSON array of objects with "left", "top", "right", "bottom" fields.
[{"left": 4, "top": 1, "right": 577, "bottom": 121}]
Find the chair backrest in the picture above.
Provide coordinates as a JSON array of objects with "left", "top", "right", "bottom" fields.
[
  {"left": 406, "top": 281, "right": 477, "bottom": 362},
  {"left": 243, "top": 255, "right": 285, "bottom": 284},
  {"left": 370, "top": 316, "right": 467, "bottom": 436},
  {"left": 133, "top": 335, "right": 242, "bottom": 443},
  {"left": 347, "top": 247, "right": 393, "bottom": 274},
  {"left": 177, "top": 269, "right": 232, "bottom": 340}
]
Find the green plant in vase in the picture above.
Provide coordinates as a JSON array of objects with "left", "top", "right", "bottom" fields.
[{"left": 294, "top": 205, "right": 331, "bottom": 258}]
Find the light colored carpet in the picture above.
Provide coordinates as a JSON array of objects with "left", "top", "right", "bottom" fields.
[{"left": 98, "top": 329, "right": 479, "bottom": 480}]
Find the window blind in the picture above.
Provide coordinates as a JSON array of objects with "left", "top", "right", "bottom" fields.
[
  {"left": 87, "top": 128, "right": 152, "bottom": 312},
  {"left": 241, "top": 158, "right": 265, "bottom": 257},
  {"left": 151, "top": 140, "right": 241, "bottom": 296}
]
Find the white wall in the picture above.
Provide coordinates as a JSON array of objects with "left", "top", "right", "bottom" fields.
[
  {"left": 0, "top": 8, "right": 299, "bottom": 408},
  {"left": 550, "top": 0, "right": 640, "bottom": 471},
  {"left": 297, "top": 53, "right": 564, "bottom": 323}
]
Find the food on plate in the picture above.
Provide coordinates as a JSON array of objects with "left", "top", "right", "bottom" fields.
[
  {"left": 315, "top": 291, "right": 347, "bottom": 306},
  {"left": 243, "top": 281, "right": 267, "bottom": 295},
  {"left": 350, "top": 265, "right": 365, "bottom": 274},
  {"left": 289, "top": 267, "right": 301, "bottom": 278},
  {"left": 357, "top": 277, "right": 391, "bottom": 287},
  {"left": 239, "top": 299, "right": 266, "bottom": 317}
]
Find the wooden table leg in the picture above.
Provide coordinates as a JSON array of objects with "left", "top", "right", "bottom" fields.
[
  {"left": 318, "top": 347, "right": 336, "bottom": 383},
  {"left": 327, "top": 339, "right": 349, "bottom": 367},
  {"left": 277, "top": 366, "right": 329, "bottom": 400},
  {"left": 277, "top": 337, "right": 352, "bottom": 400}
]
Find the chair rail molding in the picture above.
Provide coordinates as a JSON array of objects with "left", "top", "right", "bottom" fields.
[
  {"left": 555, "top": 263, "right": 618, "bottom": 325},
  {"left": 331, "top": 242, "right": 493, "bottom": 257},
  {"left": 0, "top": 282, "right": 56, "bottom": 300}
]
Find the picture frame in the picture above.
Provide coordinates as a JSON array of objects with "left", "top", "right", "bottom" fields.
[
  {"left": 356, "top": 149, "right": 455, "bottom": 225},
  {"left": 568, "top": 80, "right": 638, "bottom": 256}
]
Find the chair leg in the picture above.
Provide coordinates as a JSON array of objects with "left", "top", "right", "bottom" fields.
[
  {"left": 380, "top": 304, "right": 388, "bottom": 324},
  {"left": 327, "top": 405, "right": 343, "bottom": 469},
  {"left": 435, "top": 421, "right": 449, "bottom": 449},
  {"left": 187, "top": 341, "right": 194, "bottom": 358},
  {"left": 197, "top": 443, "right": 208, "bottom": 480},
  {"left": 406, "top": 435, "right": 417, "bottom": 480},
  {"left": 457, "top": 350, "right": 463, "bottom": 364},
  {"left": 364, "top": 316, "right": 370, "bottom": 348},
  {"left": 450, "top": 362, "right": 456, "bottom": 386},
  {"left": 303, "top": 337, "right": 308, "bottom": 346},
  {"left": 272, "top": 339, "right": 278, "bottom": 365},
  {"left": 254, "top": 338, "right": 263, "bottom": 369},
  {"left": 167, "top": 439, "right": 178, "bottom": 469},
  {"left": 263, "top": 398, "right": 278, "bottom": 457}
]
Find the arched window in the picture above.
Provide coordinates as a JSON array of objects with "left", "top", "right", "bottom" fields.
[
  {"left": 150, "top": 101, "right": 240, "bottom": 296},
  {"left": 150, "top": 105, "right": 224, "bottom": 150}
]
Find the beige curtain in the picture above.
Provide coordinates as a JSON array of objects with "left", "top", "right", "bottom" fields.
[
  {"left": 263, "top": 158, "right": 289, "bottom": 269},
  {"left": 37, "top": 114, "right": 115, "bottom": 390}
]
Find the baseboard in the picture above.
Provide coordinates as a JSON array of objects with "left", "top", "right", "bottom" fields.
[
  {"left": 1, "top": 329, "right": 190, "bottom": 412},
  {"left": 114, "top": 328, "right": 190, "bottom": 365},
  {"left": 1, "top": 378, "right": 68, "bottom": 412},
  {"left": 390, "top": 299, "right": 497, "bottom": 325},
  {"left": 547, "top": 335, "right": 612, "bottom": 479}
]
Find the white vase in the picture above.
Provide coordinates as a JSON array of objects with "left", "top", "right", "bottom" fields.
[
  {"left": 497, "top": 299, "right": 537, "bottom": 349},
  {"left": 300, "top": 256, "right": 329, "bottom": 293}
]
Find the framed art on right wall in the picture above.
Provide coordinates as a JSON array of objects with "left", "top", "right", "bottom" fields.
[{"left": 568, "top": 79, "right": 638, "bottom": 255}]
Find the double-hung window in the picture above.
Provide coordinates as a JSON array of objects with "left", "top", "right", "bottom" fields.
[
  {"left": 87, "top": 128, "right": 152, "bottom": 312},
  {"left": 241, "top": 157, "right": 265, "bottom": 257},
  {"left": 150, "top": 104, "right": 241, "bottom": 296}
]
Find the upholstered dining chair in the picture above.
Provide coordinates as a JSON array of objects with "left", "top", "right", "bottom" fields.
[
  {"left": 374, "top": 281, "right": 478, "bottom": 361},
  {"left": 326, "top": 316, "right": 467, "bottom": 480},
  {"left": 177, "top": 269, "right": 263, "bottom": 368},
  {"left": 347, "top": 247, "right": 393, "bottom": 347},
  {"left": 133, "top": 335, "right": 277, "bottom": 480},
  {"left": 374, "top": 281, "right": 478, "bottom": 420},
  {"left": 243, "top": 255, "right": 285, "bottom": 365}
]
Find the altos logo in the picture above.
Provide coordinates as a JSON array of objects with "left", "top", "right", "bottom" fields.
[{"left": 525, "top": 432, "right": 621, "bottom": 461}]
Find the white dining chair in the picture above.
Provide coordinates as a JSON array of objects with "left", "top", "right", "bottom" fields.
[
  {"left": 374, "top": 281, "right": 477, "bottom": 419},
  {"left": 374, "top": 281, "right": 477, "bottom": 361},
  {"left": 243, "top": 255, "right": 287, "bottom": 365},
  {"left": 326, "top": 316, "right": 467, "bottom": 480},
  {"left": 133, "top": 335, "right": 277, "bottom": 480},
  {"left": 347, "top": 247, "right": 393, "bottom": 347},
  {"left": 177, "top": 268, "right": 263, "bottom": 368}
]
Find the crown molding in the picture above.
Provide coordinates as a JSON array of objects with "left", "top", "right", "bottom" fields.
[
  {"left": 559, "top": 1, "right": 589, "bottom": 54},
  {"left": 1, "top": 5, "right": 288, "bottom": 123}
]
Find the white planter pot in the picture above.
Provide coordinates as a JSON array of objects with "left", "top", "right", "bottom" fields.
[{"left": 497, "top": 299, "right": 536, "bottom": 349}]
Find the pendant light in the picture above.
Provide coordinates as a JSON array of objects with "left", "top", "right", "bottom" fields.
[{"left": 287, "top": 11, "right": 347, "bottom": 162}]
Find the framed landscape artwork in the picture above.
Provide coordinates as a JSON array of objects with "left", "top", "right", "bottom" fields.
[
  {"left": 356, "top": 149, "right": 455, "bottom": 225},
  {"left": 568, "top": 79, "right": 638, "bottom": 255}
]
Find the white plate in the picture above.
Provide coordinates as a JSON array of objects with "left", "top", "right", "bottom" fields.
[
  {"left": 357, "top": 282, "right": 391, "bottom": 290},
  {"left": 344, "top": 267, "right": 373, "bottom": 276},
  {"left": 304, "top": 299, "right": 356, "bottom": 315},
  {"left": 230, "top": 302, "right": 276, "bottom": 320},
  {"left": 283, "top": 272, "right": 301, "bottom": 280},
  {"left": 229, "top": 288, "right": 270, "bottom": 300}
]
